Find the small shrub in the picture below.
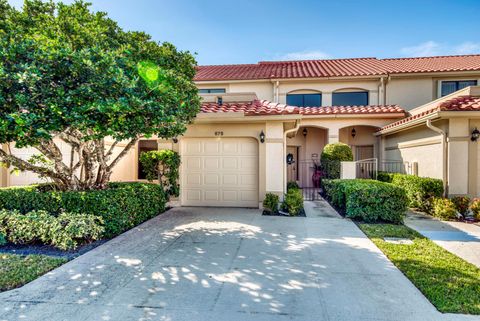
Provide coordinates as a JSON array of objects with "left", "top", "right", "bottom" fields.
[
  {"left": 0, "top": 233, "right": 6, "bottom": 246},
  {"left": 139, "top": 150, "right": 181, "bottom": 197},
  {"left": 0, "top": 210, "right": 104, "bottom": 250},
  {"left": 321, "top": 143, "right": 353, "bottom": 179},
  {"left": 323, "top": 179, "right": 407, "bottom": 223},
  {"left": 377, "top": 172, "right": 443, "bottom": 212},
  {"left": 263, "top": 193, "right": 279, "bottom": 213},
  {"left": 452, "top": 196, "right": 470, "bottom": 216},
  {"left": 282, "top": 189, "right": 304, "bottom": 216},
  {"left": 53, "top": 213, "right": 105, "bottom": 250},
  {"left": 470, "top": 198, "right": 480, "bottom": 220},
  {"left": 286, "top": 181, "right": 299, "bottom": 191},
  {"left": 432, "top": 198, "right": 457, "bottom": 220}
]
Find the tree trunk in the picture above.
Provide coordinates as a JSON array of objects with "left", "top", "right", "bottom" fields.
[{"left": 0, "top": 133, "right": 139, "bottom": 191}]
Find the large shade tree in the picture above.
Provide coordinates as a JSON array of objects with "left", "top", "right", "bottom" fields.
[{"left": 0, "top": 0, "right": 200, "bottom": 190}]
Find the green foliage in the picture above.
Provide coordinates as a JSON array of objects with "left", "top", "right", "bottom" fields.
[
  {"left": 431, "top": 198, "right": 458, "bottom": 221},
  {"left": 282, "top": 188, "right": 304, "bottom": 216},
  {"left": 451, "top": 196, "right": 470, "bottom": 215},
  {"left": 0, "top": 254, "right": 67, "bottom": 292},
  {"left": 0, "top": 210, "right": 104, "bottom": 250},
  {"left": 263, "top": 193, "right": 279, "bottom": 213},
  {"left": 0, "top": 0, "right": 200, "bottom": 189},
  {"left": 323, "top": 179, "right": 407, "bottom": 223},
  {"left": 470, "top": 198, "right": 480, "bottom": 220},
  {"left": 360, "top": 223, "right": 480, "bottom": 314},
  {"left": 286, "top": 181, "right": 299, "bottom": 191},
  {"left": 139, "top": 150, "right": 181, "bottom": 197},
  {"left": 377, "top": 172, "right": 443, "bottom": 212},
  {"left": 0, "top": 232, "right": 6, "bottom": 246},
  {"left": 320, "top": 143, "right": 353, "bottom": 179},
  {"left": 0, "top": 182, "right": 167, "bottom": 238}
]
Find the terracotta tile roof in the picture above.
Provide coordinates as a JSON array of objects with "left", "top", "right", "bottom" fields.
[
  {"left": 380, "top": 95, "right": 480, "bottom": 131},
  {"left": 201, "top": 100, "right": 405, "bottom": 117},
  {"left": 195, "top": 55, "right": 480, "bottom": 81},
  {"left": 382, "top": 55, "right": 480, "bottom": 74}
]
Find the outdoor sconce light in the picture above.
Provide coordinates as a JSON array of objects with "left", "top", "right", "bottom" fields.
[
  {"left": 303, "top": 128, "right": 308, "bottom": 137},
  {"left": 172, "top": 137, "right": 178, "bottom": 144},
  {"left": 259, "top": 130, "right": 265, "bottom": 143},
  {"left": 471, "top": 128, "right": 480, "bottom": 142},
  {"left": 351, "top": 127, "right": 357, "bottom": 138}
]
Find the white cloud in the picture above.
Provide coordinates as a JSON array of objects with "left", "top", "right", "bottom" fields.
[
  {"left": 400, "top": 41, "right": 480, "bottom": 57},
  {"left": 454, "top": 42, "right": 480, "bottom": 55},
  {"left": 400, "top": 41, "right": 441, "bottom": 57},
  {"left": 278, "top": 50, "right": 332, "bottom": 61}
]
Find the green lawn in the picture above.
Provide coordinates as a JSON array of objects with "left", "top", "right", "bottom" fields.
[
  {"left": 0, "top": 254, "right": 67, "bottom": 292},
  {"left": 359, "top": 224, "right": 480, "bottom": 314}
]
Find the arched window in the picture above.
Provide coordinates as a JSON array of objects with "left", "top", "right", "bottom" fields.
[
  {"left": 286, "top": 90, "right": 322, "bottom": 107},
  {"left": 332, "top": 89, "right": 369, "bottom": 106}
]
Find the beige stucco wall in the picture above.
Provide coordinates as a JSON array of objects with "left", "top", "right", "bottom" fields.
[
  {"left": 386, "top": 77, "right": 434, "bottom": 110},
  {"left": 382, "top": 122, "right": 446, "bottom": 179}
]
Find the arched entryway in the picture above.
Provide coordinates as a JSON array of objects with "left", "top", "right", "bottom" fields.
[{"left": 286, "top": 126, "right": 328, "bottom": 188}]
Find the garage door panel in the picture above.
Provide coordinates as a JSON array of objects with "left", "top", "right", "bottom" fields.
[
  {"left": 204, "top": 141, "right": 220, "bottom": 154},
  {"left": 204, "top": 158, "right": 219, "bottom": 170},
  {"left": 181, "top": 138, "right": 258, "bottom": 207},
  {"left": 204, "top": 174, "right": 220, "bottom": 185},
  {"left": 186, "top": 158, "right": 201, "bottom": 170},
  {"left": 222, "top": 174, "right": 237, "bottom": 185}
]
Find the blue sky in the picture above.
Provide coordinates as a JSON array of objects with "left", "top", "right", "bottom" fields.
[{"left": 8, "top": 0, "right": 480, "bottom": 65}]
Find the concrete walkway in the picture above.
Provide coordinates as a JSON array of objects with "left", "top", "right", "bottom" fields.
[
  {"left": 406, "top": 211, "right": 480, "bottom": 268},
  {"left": 0, "top": 203, "right": 477, "bottom": 321}
]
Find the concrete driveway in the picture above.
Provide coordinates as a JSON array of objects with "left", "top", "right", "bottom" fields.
[{"left": 0, "top": 203, "right": 476, "bottom": 321}]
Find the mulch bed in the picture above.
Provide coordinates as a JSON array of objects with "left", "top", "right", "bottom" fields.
[
  {"left": 262, "top": 209, "right": 306, "bottom": 217},
  {"left": 0, "top": 239, "right": 107, "bottom": 260}
]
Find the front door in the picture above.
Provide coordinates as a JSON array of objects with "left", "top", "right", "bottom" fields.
[{"left": 286, "top": 146, "right": 298, "bottom": 183}]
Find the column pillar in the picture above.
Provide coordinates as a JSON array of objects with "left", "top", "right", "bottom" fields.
[
  {"left": 265, "top": 122, "right": 285, "bottom": 197},
  {"left": 448, "top": 118, "right": 469, "bottom": 195}
]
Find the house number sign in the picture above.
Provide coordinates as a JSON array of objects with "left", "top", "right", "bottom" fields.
[{"left": 215, "top": 131, "right": 224, "bottom": 136}]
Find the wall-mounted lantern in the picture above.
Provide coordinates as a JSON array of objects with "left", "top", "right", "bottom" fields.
[
  {"left": 303, "top": 128, "right": 308, "bottom": 137},
  {"left": 471, "top": 127, "right": 480, "bottom": 142},
  {"left": 172, "top": 137, "right": 178, "bottom": 144},
  {"left": 259, "top": 130, "right": 265, "bottom": 143},
  {"left": 351, "top": 127, "right": 357, "bottom": 138}
]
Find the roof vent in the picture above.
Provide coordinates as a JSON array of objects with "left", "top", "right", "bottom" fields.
[{"left": 217, "top": 97, "right": 223, "bottom": 105}]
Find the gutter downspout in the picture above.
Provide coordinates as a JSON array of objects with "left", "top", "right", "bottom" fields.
[
  {"left": 283, "top": 120, "right": 301, "bottom": 194},
  {"left": 426, "top": 119, "right": 448, "bottom": 196}
]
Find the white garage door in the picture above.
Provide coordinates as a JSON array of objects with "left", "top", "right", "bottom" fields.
[{"left": 181, "top": 138, "right": 258, "bottom": 207}]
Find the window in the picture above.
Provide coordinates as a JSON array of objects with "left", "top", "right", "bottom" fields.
[
  {"left": 198, "top": 88, "right": 226, "bottom": 94},
  {"left": 441, "top": 80, "right": 477, "bottom": 97},
  {"left": 286, "top": 93, "right": 322, "bottom": 107},
  {"left": 332, "top": 91, "right": 369, "bottom": 106},
  {"left": 138, "top": 140, "right": 158, "bottom": 180}
]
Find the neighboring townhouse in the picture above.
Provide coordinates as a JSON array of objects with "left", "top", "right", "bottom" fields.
[{"left": 2, "top": 54, "right": 480, "bottom": 207}]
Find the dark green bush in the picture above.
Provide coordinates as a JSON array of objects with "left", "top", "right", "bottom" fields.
[
  {"left": 286, "top": 181, "right": 299, "bottom": 191},
  {"left": 321, "top": 143, "right": 353, "bottom": 179},
  {"left": 432, "top": 198, "right": 458, "bottom": 220},
  {"left": 0, "top": 182, "right": 167, "bottom": 238},
  {"left": 323, "top": 179, "right": 407, "bottom": 223},
  {"left": 263, "top": 193, "right": 279, "bottom": 213},
  {"left": 139, "top": 150, "right": 181, "bottom": 197},
  {"left": 377, "top": 172, "right": 443, "bottom": 212},
  {"left": 0, "top": 233, "right": 5, "bottom": 246},
  {"left": 0, "top": 210, "right": 104, "bottom": 250},
  {"left": 282, "top": 188, "right": 304, "bottom": 216}
]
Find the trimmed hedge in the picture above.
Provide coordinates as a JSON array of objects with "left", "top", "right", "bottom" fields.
[
  {"left": 323, "top": 179, "right": 407, "bottom": 223},
  {"left": 0, "top": 182, "right": 167, "bottom": 238},
  {"left": 321, "top": 143, "right": 353, "bottom": 179},
  {"left": 377, "top": 172, "right": 443, "bottom": 211}
]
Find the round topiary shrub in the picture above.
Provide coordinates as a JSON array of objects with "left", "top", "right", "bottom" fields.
[{"left": 321, "top": 143, "right": 353, "bottom": 179}]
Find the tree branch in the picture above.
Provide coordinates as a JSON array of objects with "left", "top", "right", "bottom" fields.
[{"left": 107, "top": 138, "right": 138, "bottom": 171}]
